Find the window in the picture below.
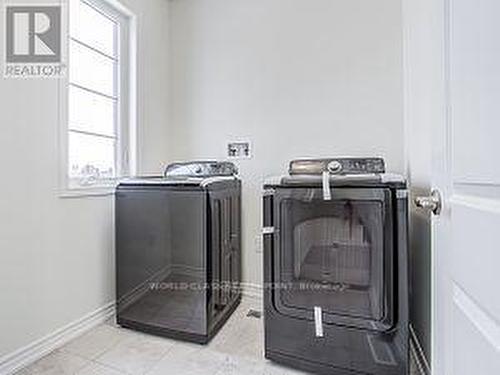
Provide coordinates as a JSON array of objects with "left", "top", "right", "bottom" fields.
[{"left": 65, "top": 0, "right": 134, "bottom": 191}]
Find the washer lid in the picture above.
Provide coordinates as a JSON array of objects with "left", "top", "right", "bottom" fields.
[{"left": 118, "top": 175, "right": 238, "bottom": 187}]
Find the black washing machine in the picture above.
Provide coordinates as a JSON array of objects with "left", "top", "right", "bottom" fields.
[
  {"left": 116, "top": 161, "right": 242, "bottom": 344},
  {"left": 263, "top": 158, "right": 409, "bottom": 375}
]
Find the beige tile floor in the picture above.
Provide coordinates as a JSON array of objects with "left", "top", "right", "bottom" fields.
[{"left": 15, "top": 298, "right": 419, "bottom": 375}]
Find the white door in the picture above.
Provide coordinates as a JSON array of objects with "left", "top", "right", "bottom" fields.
[{"left": 408, "top": 0, "right": 500, "bottom": 374}]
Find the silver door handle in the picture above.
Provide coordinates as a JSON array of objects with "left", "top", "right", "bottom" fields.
[{"left": 414, "top": 189, "right": 442, "bottom": 216}]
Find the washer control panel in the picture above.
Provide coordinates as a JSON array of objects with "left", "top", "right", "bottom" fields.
[
  {"left": 165, "top": 161, "right": 238, "bottom": 177},
  {"left": 289, "top": 158, "right": 385, "bottom": 175}
]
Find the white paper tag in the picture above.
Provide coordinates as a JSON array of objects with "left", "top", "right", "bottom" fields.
[
  {"left": 314, "top": 306, "right": 324, "bottom": 337},
  {"left": 322, "top": 172, "right": 332, "bottom": 201}
]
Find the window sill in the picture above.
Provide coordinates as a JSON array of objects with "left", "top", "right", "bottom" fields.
[{"left": 59, "top": 186, "right": 117, "bottom": 199}]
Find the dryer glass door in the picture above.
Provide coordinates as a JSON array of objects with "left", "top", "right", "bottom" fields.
[{"left": 273, "top": 187, "right": 394, "bottom": 331}]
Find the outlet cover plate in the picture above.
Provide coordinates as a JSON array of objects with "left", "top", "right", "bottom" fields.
[{"left": 227, "top": 141, "right": 252, "bottom": 159}]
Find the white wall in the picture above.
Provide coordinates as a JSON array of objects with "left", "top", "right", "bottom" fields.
[
  {"left": 403, "top": 0, "right": 434, "bottom": 368},
  {"left": 168, "top": 0, "right": 405, "bottom": 287},
  {"left": 0, "top": 0, "right": 169, "bottom": 359}
]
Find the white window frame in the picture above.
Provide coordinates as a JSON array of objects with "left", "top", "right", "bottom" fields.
[{"left": 59, "top": 0, "right": 136, "bottom": 197}]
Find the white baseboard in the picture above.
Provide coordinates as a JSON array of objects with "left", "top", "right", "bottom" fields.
[
  {"left": 241, "top": 282, "right": 263, "bottom": 301},
  {"left": 0, "top": 302, "right": 115, "bottom": 375}
]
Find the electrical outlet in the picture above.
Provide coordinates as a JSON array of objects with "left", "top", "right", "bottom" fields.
[{"left": 227, "top": 141, "right": 252, "bottom": 159}]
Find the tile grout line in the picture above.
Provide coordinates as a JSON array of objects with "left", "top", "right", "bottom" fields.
[
  {"left": 135, "top": 342, "right": 178, "bottom": 375},
  {"left": 20, "top": 301, "right": 269, "bottom": 375}
]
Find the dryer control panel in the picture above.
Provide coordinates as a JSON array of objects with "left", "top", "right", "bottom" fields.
[{"left": 289, "top": 158, "right": 386, "bottom": 176}]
